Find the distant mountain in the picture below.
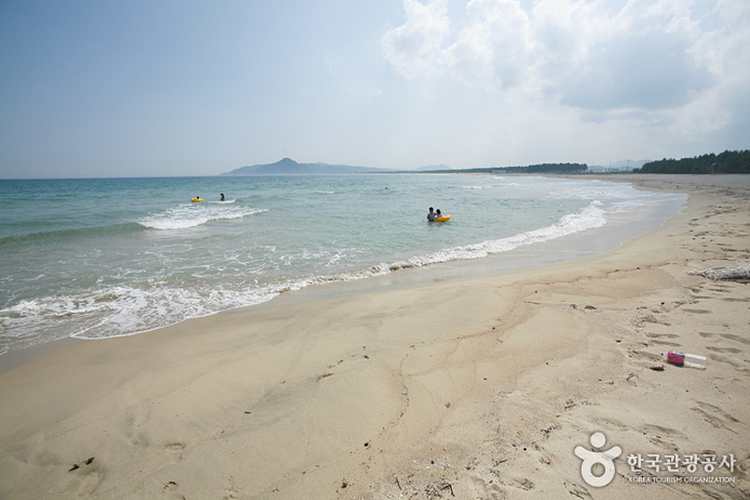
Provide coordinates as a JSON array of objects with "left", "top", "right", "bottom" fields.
[
  {"left": 222, "top": 158, "right": 312, "bottom": 175},
  {"left": 222, "top": 158, "right": 393, "bottom": 175},
  {"left": 416, "top": 164, "right": 450, "bottom": 171}
]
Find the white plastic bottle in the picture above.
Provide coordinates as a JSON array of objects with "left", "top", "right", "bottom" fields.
[{"left": 662, "top": 351, "right": 707, "bottom": 369}]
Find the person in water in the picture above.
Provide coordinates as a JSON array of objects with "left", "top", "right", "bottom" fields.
[
  {"left": 427, "top": 207, "right": 437, "bottom": 221},
  {"left": 436, "top": 209, "right": 442, "bottom": 218},
  {"left": 220, "top": 193, "right": 225, "bottom": 201}
]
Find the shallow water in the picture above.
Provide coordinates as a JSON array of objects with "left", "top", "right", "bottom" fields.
[{"left": 0, "top": 174, "right": 685, "bottom": 355}]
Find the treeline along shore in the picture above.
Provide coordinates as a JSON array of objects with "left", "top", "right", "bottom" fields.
[
  {"left": 431, "top": 163, "right": 589, "bottom": 174},
  {"left": 419, "top": 150, "right": 749, "bottom": 175},
  {"left": 633, "top": 149, "right": 749, "bottom": 174}
]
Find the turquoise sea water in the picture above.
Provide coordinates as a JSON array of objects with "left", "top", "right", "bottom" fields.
[{"left": 0, "top": 174, "right": 685, "bottom": 355}]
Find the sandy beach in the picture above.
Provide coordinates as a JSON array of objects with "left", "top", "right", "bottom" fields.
[{"left": 1, "top": 174, "right": 748, "bottom": 499}]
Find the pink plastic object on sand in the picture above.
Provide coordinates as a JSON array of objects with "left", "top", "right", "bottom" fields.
[
  {"left": 663, "top": 350, "right": 706, "bottom": 369},
  {"left": 667, "top": 351, "right": 685, "bottom": 365}
]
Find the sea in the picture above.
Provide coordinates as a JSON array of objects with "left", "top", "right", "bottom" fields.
[{"left": 0, "top": 174, "right": 686, "bottom": 357}]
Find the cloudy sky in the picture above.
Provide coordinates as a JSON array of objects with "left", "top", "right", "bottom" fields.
[{"left": 1, "top": 0, "right": 748, "bottom": 178}]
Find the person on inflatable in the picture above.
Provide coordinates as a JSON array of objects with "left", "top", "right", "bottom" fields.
[{"left": 427, "top": 207, "right": 437, "bottom": 221}]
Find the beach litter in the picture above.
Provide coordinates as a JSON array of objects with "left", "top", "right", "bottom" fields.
[
  {"left": 68, "top": 457, "right": 94, "bottom": 472},
  {"left": 661, "top": 351, "right": 707, "bottom": 369},
  {"left": 689, "top": 265, "right": 750, "bottom": 281}
]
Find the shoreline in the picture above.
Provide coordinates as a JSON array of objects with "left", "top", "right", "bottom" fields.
[
  {"left": 0, "top": 174, "right": 748, "bottom": 499},
  {"left": 0, "top": 174, "right": 685, "bottom": 372}
]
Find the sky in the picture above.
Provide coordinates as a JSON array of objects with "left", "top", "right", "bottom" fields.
[{"left": 1, "top": 0, "right": 748, "bottom": 178}]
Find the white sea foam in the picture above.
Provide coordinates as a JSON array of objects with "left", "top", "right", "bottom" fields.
[
  {"left": 388, "top": 200, "right": 606, "bottom": 270},
  {"left": 0, "top": 283, "right": 278, "bottom": 346},
  {"left": 139, "top": 205, "right": 267, "bottom": 230},
  {"left": 256, "top": 201, "right": 609, "bottom": 291}
]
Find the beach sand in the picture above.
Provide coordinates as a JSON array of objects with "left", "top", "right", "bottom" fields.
[{"left": 1, "top": 174, "right": 748, "bottom": 499}]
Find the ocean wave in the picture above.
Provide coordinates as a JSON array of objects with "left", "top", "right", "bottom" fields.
[
  {"left": 0, "top": 222, "right": 142, "bottom": 247},
  {"left": 0, "top": 283, "right": 277, "bottom": 348},
  {"left": 138, "top": 205, "right": 267, "bottom": 230},
  {"left": 0, "top": 201, "right": 609, "bottom": 351},
  {"left": 248, "top": 201, "right": 609, "bottom": 290},
  {"left": 376, "top": 200, "right": 605, "bottom": 271}
]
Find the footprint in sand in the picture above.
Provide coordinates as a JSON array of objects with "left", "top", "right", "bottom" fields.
[
  {"left": 221, "top": 477, "right": 244, "bottom": 500},
  {"left": 719, "top": 333, "right": 750, "bottom": 345},
  {"left": 691, "top": 401, "right": 740, "bottom": 429},
  {"left": 161, "top": 480, "right": 186, "bottom": 500},
  {"left": 563, "top": 480, "right": 593, "bottom": 499},
  {"left": 165, "top": 442, "right": 186, "bottom": 463},
  {"left": 644, "top": 333, "right": 682, "bottom": 347},
  {"left": 78, "top": 470, "right": 103, "bottom": 497},
  {"left": 593, "top": 417, "right": 630, "bottom": 432},
  {"left": 641, "top": 423, "right": 687, "bottom": 438},
  {"left": 68, "top": 462, "right": 103, "bottom": 498},
  {"left": 706, "top": 352, "right": 750, "bottom": 373},
  {"left": 468, "top": 474, "right": 505, "bottom": 500},
  {"left": 521, "top": 478, "right": 535, "bottom": 490},
  {"left": 627, "top": 349, "right": 663, "bottom": 363},
  {"left": 650, "top": 340, "right": 682, "bottom": 347},
  {"left": 122, "top": 405, "right": 150, "bottom": 447},
  {"left": 706, "top": 346, "right": 742, "bottom": 354},
  {"left": 634, "top": 313, "right": 672, "bottom": 326},
  {"left": 510, "top": 478, "right": 534, "bottom": 490},
  {"left": 640, "top": 424, "right": 686, "bottom": 451}
]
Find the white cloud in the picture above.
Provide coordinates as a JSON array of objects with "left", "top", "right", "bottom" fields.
[
  {"left": 444, "top": 0, "right": 532, "bottom": 90},
  {"left": 546, "top": 0, "right": 714, "bottom": 112},
  {"left": 382, "top": 0, "right": 747, "bottom": 118},
  {"left": 381, "top": 0, "right": 451, "bottom": 79}
]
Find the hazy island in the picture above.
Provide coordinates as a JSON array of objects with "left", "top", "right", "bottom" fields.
[{"left": 222, "top": 157, "right": 393, "bottom": 175}]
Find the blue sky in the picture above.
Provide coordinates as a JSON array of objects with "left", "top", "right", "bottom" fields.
[{"left": 1, "top": 0, "right": 748, "bottom": 178}]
